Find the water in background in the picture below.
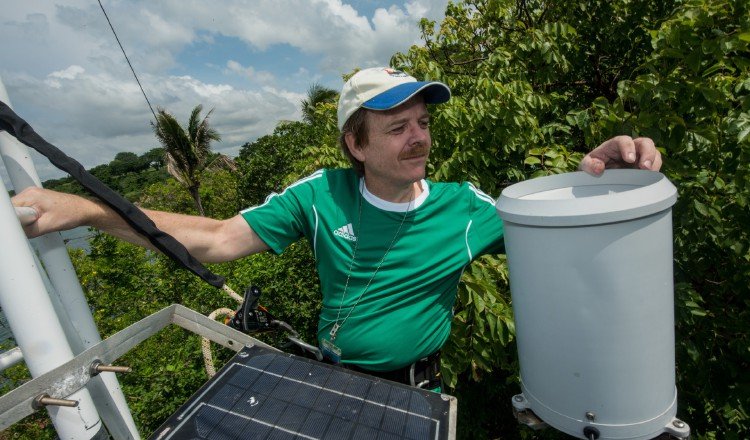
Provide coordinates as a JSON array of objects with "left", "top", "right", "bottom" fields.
[
  {"left": 0, "top": 311, "right": 11, "bottom": 346},
  {"left": 60, "top": 226, "right": 94, "bottom": 253},
  {"left": 0, "top": 227, "right": 94, "bottom": 347}
]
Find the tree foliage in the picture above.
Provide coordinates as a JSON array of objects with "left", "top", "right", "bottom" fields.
[
  {"left": 153, "top": 105, "right": 235, "bottom": 215},
  {"left": 236, "top": 121, "right": 319, "bottom": 207},
  {"left": 584, "top": 1, "right": 750, "bottom": 434},
  {"left": 301, "top": 83, "right": 338, "bottom": 125},
  {"left": 43, "top": 147, "right": 168, "bottom": 200}
]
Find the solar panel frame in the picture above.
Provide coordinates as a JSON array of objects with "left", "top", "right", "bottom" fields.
[{"left": 150, "top": 345, "right": 456, "bottom": 440}]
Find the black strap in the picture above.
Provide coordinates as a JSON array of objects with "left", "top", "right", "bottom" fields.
[
  {"left": 0, "top": 100, "right": 225, "bottom": 288},
  {"left": 346, "top": 352, "right": 441, "bottom": 387}
]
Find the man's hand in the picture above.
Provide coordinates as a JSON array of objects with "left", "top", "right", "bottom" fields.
[
  {"left": 11, "top": 187, "right": 98, "bottom": 238},
  {"left": 579, "top": 136, "right": 662, "bottom": 175}
]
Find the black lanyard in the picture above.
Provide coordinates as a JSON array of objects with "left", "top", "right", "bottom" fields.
[{"left": 0, "top": 101, "right": 225, "bottom": 288}]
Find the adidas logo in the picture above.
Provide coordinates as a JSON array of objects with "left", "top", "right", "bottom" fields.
[{"left": 333, "top": 223, "right": 357, "bottom": 242}]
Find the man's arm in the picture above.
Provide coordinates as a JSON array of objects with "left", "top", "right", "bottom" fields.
[
  {"left": 579, "top": 136, "right": 663, "bottom": 174},
  {"left": 11, "top": 187, "right": 269, "bottom": 263}
]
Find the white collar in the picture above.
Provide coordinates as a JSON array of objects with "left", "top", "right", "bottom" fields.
[{"left": 359, "top": 178, "right": 429, "bottom": 212}]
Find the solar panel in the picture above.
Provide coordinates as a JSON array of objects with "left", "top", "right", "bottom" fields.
[{"left": 150, "top": 345, "right": 456, "bottom": 440}]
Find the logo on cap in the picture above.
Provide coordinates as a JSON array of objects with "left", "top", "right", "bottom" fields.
[{"left": 383, "top": 68, "right": 409, "bottom": 77}]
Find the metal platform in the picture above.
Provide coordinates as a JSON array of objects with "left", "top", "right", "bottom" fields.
[{"left": 0, "top": 304, "right": 456, "bottom": 439}]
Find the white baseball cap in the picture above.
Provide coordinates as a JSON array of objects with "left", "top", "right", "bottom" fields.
[{"left": 337, "top": 67, "right": 451, "bottom": 130}]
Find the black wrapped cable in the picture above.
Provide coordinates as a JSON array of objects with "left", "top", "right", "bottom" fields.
[{"left": 0, "top": 101, "right": 225, "bottom": 288}]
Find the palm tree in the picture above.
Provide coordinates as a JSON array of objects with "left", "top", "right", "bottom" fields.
[
  {"left": 152, "top": 105, "right": 235, "bottom": 216},
  {"left": 301, "top": 83, "right": 338, "bottom": 124}
]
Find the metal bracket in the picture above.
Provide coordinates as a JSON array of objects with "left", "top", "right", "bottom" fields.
[
  {"left": 511, "top": 393, "right": 549, "bottom": 431},
  {"left": 662, "top": 417, "right": 691, "bottom": 439},
  {"left": 0, "top": 304, "right": 276, "bottom": 431}
]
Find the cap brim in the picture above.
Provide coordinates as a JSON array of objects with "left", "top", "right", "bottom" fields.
[{"left": 362, "top": 81, "right": 451, "bottom": 111}]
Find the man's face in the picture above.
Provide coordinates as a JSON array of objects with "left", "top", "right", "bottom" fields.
[{"left": 349, "top": 96, "right": 432, "bottom": 188}]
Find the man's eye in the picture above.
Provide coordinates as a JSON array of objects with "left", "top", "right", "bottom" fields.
[
  {"left": 390, "top": 125, "right": 406, "bottom": 134},
  {"left": 419, "top": 120, "right": 430, "bottom": 128}
]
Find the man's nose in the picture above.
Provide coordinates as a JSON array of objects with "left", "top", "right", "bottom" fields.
[{"left": 408, "top": 122, "right": 429, "bottom": 143}]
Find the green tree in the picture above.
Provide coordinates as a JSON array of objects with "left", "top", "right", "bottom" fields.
[
  {"left": 301, "top": 83, "right": 338, "bottom": 125},
  {"left": 141, "top": 147, "right": 165, "bottom": 169},
  {"left": 140, "top": 169, "right": 240, "bottom": 219},
  {"left": 236, "top": 121, "right": 316, "bottom": 207},
  {"left": 152, "top": 105, "right": 235, "bottom": 215},
  {"left": 43, "top": 149, "right": 169, "bottom": 200},
  {"left": 109, "top": 152, "right": 142, "bottom": 175},
  {"left": 236, "top": 98, "right": 346, "bottom": 209},
  {"left": 573, "top": 0, "right": 750, "bottom": 435}
]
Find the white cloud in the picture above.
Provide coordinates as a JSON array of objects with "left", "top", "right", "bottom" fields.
[
  {"left": 225, "top": 61, "right": 276, "bottom": 85},
  {"left": 49, "top": 65, "right": 86, "bottom": 80},
  {"left": 405, "top": 0, "right": 448, "bottom": 20},
  {"left": 165, "top": 76, "right": 233, "bottom": 99},
  {"left": 1, "top": 0, "right": 449, "bottom": 184},
  {"left": 136, "top": 0, "right": 446, "bottom": 72}
]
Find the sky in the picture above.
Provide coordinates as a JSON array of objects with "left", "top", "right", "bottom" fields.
[{"left": 0, "top": 0, "right": 449, "bottom": 185}]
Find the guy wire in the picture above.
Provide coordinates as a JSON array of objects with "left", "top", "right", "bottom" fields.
[{"left": 97, "top": 0, "right": 158, "bottom": 122}]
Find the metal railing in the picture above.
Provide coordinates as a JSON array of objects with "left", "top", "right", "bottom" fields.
[{"left": 0, "top": 304, "right": 274, "bottom": 436}]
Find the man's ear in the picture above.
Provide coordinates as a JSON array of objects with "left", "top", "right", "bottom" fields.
[{"left": 345, "top": 132, "right": 366, "bottom": 162}]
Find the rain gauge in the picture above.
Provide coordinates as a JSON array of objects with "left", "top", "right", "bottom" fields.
[{"left": 496, "top": 170, "right": 690, "bottom": 440}]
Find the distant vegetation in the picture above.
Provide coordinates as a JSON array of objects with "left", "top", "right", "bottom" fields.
[{"left": 43, "top": 148, "right": 168, "bottom": 201}]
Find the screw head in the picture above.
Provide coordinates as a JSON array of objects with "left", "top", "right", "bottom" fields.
[
  {"left": 585, "top": 411, "right": 596, "bottom": 421},
  {"left": 673, "top": 419, "right": 685, "bottom": 429}
]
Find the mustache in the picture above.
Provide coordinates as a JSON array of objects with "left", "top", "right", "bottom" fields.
[{"left": 398, "top": 143, "right": 429, "bottom": 160}]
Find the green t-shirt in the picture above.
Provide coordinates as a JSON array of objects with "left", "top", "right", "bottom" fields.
[{"left": 241, "top": 168, "right": 504, "bottom": 371}]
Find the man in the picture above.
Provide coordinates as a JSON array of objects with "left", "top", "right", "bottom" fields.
[{"left": 12, "top": 67, "right": 662, "bottom": 390}]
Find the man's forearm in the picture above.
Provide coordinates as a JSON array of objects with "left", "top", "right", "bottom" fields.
[
  {"left": 86, "top": 199, "right": 229, "bottom": 260},
  {"left": 12, "top": 187, "right": 266, "bottom": 263}
]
